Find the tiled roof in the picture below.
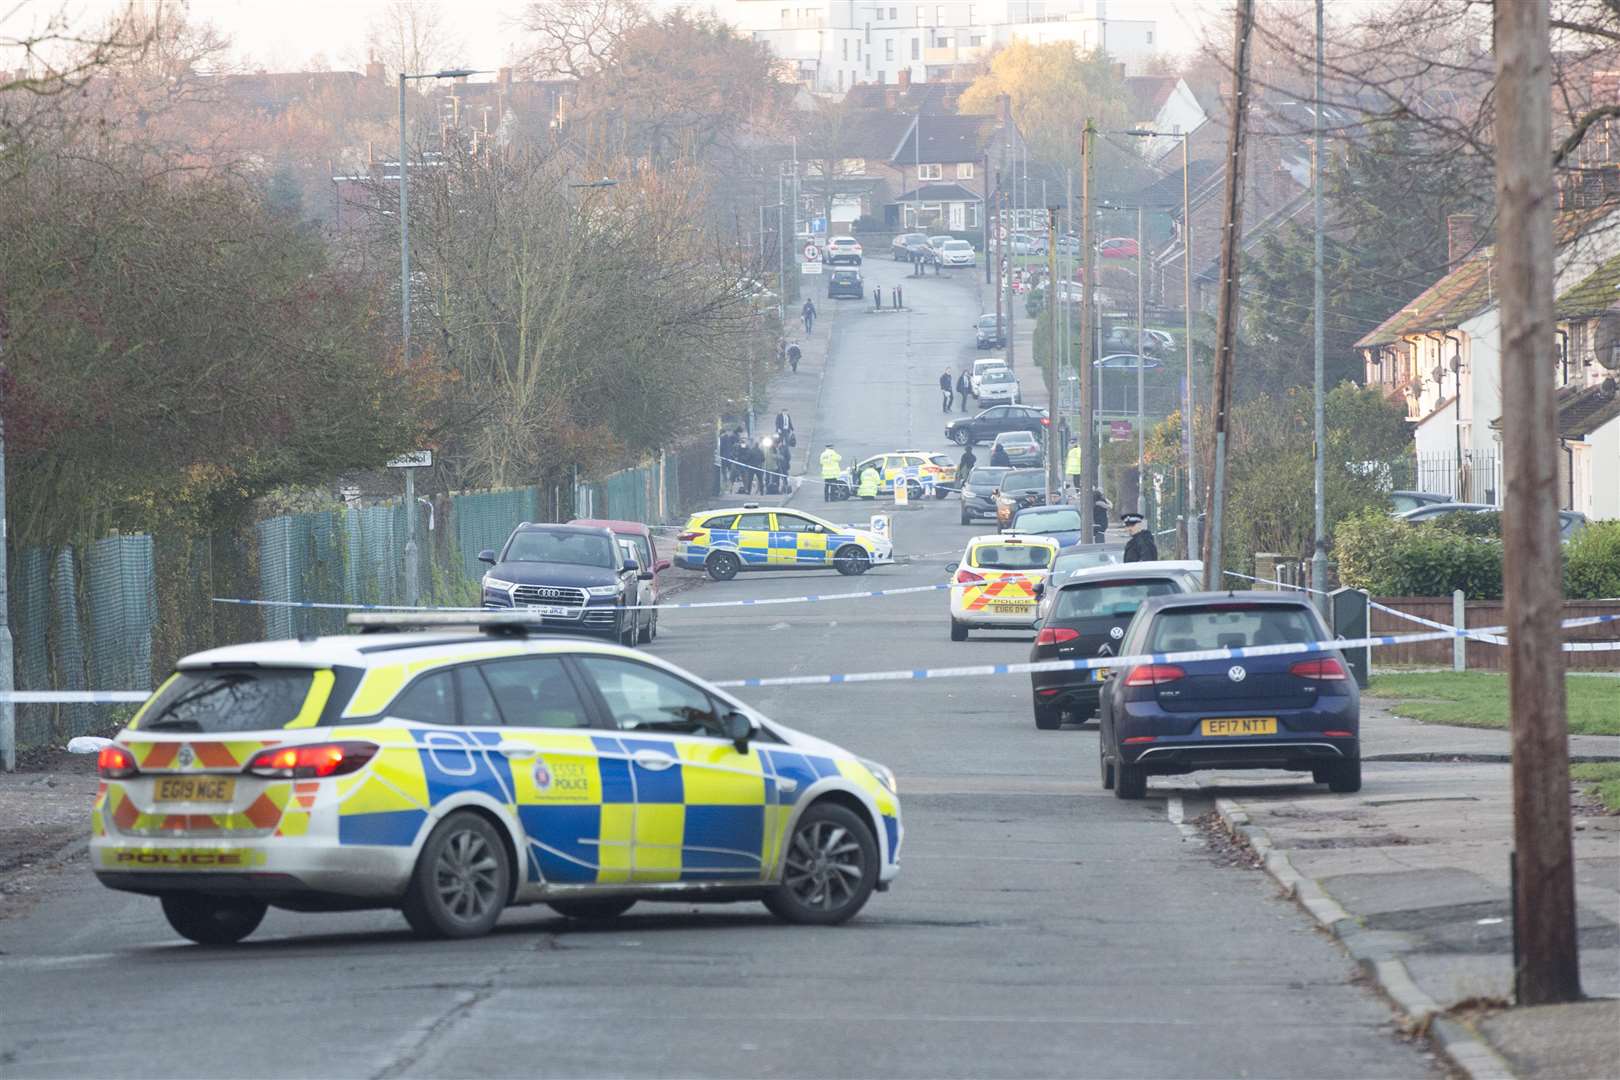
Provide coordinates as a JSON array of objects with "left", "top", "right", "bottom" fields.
[
  {"left": 841, "top": 110, "right": 917, "bottom": 161},
  {"left": 1354, "top": 255, "right": 1496, "bottom": 348},
  {"left": 1556, "top": 253, "right": 1620, "bottom": 319},
  {"left": 893, "top": 182, "right": 982, "bottom": 202},
  {"left": 893, "top": 114, "right": 998, "bottom": 165},
  {"left": 1557, "top": 380, "right": 1620, "bottom": 438},
  {"left": 1124, "top": 75, "right": 1179, "bottom": 119}
]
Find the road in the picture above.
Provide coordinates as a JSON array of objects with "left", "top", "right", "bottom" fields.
[{"left": 0, "top": 257, "right": 1434, "bottom": 1079}]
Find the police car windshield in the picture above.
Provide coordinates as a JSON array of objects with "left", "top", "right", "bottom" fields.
[
  {"left": 1014, "top": 508, "right": 1082, "bottom": 533},
  {"left": 1055, "top": 578, "right": 1180, "bottom": 619},
  {"left": 971, "top": 544, "right": 1053, "bottom": 570},
  {"left": 141, "top": 669, "right": 318, "bottom": 733},
  {"left": 505, "top": 530, "right": 616, "bottom": 567},
  {"left": 1146, "top": 603, "right": 1320, "bottom": 652}
]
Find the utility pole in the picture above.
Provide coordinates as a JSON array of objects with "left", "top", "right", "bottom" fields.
[
  {"left": 1310, "top": 0, "right": 1328, "bottom": 608},
  {"left": 1201, "top": 0, "right": 1255, "bottom": 590},
  {"left": 398, "top": 73, "right": 418, "bottom": 608},
  {"left": 1079, "top": 119, "right": 1099, "bottom": 543},
  {"left": 994, "top": 189, "right": 1004, "bottom": 344},
  {"left": 0, "top": 336, "right": 12, "bottom": 771},
  {"left": 1046, "top": 206, "right": 1061, "bottom": 506},
  {"left": 1495, "top": 0, "right": 1582, "bottom": 1006},
  {"left": 1183, "top": 133, "right": 1198, "bottom": 558},
  {"left": 1136, "top": 204, "right": 1147, "bottom": 515}
]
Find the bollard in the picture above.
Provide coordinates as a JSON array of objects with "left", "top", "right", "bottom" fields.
[
  {"left": 894, "top": 285, "right": 902, "bottom": 309},
  {"left": 1453, "top": 589, "right": 1466, "bottom": 672}
]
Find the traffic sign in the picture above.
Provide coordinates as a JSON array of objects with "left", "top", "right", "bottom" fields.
[
  {"left": 803, "top": 242, "right": 820, "bottom": 261},
  {"left": 387, "top": 450, "right": 433, "bottom": 469},
  {"left": 1109, "top": 421, "right": 1132, "bottom": 442},
  {"left": 801, "top": 262, "right": 822, "bottom": 274}
]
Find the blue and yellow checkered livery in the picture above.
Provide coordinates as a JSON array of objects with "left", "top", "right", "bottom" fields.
[{"left": 673, "top": 507, "right": 891, "bottom": 572}]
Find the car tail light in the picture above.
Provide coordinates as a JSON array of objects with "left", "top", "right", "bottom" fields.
[
  {"left": 1036, "top": 687, "right": 1060, "bottom": 697},
  {"left": 1123, "top": 735, "right": 1157, "bottom": 745},
  {"left": 1323, "top": 730, "right": 1355, "bottom": 738},
  {"left": 1036, "top": 626, "right": 1079, "bottom": 646},
  {"left": 955, "top": 569, "right": 984, "bottom": 584},
  {"left": 1290, "top": 658, "right": 1348, "bottom": 680},
  {"left": 676, "top": 531, "right": 699, "bottom": 542},
  {"left": 245, "top": 741, "right": 378, "bottom": 779},
  {"left": 1040, "top": 417, "right": 1050, "bottom": 426},
  {"left": 98, "top": 744, "right": 139, "bottom": 779},
  {"left": 1123, "top": 664, "right": 1185, "bottom": 687}
]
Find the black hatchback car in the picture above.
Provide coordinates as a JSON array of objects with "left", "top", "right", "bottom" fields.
[
  {"left": 1098, "top": 592, "right": 1361, "bottom": 799},
  {"left": 827, "top": 269, "right": 865, "bottom": 299},
  {"left": 946, "top": 404, "right": 1047, "bottom": 446},
  {"left": 478, "top": 523, "right": 647, "bottom": 645},
  {"left": 1029, "top": 565, "right": 1201, "bottom": 729}
]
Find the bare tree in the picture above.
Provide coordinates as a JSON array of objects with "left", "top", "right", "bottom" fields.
[
  {"left": 1, "top": 0, "right": 157, "bottom": 98},
  {"left": 364, "top": 0, "right": 464, "bottom": 78}
]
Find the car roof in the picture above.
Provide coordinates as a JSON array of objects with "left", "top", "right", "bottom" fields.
[
  {"left": 568, "top": 518, "right": 651, "bottom": 536},
  {"left": 1014, "top": 503, "right": 1076, "bottom": 514},
  {"left": 1138, "top": 589, "right": 1318, "bottom": 615},
  {"left": 995, "top": 430, "right": 1036, "bottom": 440},
  {"left": 515, "top": 522, "right": 611, "bottom": 537},
  {"left": 1058, "top": 562, "right": 1198, "bottom": 586},
  {"left": 174, "top": 631, "right": 641, "bottom": 673},
  {"left": 969, "top": 532, "right": 1059, "bottom": 548}
]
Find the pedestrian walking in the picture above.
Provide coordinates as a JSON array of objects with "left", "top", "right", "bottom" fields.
[
  {"left": 911, "top": 249, "right": 923, "bottom": 277},
  {"left": 775, "top": 409, "right": 794, "bottom": 445},
  {"left": 938, "top": 370, "right": 954, "bottom": 412},
  {"left": 719, "top": 427, "right": 739, "bottom": 484},
  {"left": 820, "top": 443, "right": 843, "bottom": 501},
  {"left": 802, "top": 298, "right": 816, "bottom": 333},
  {"left": 956, "top": 369, "right": 971, "bottom": 412},
  {"left": 786, "top": 342, "right": 801, "bottom": 373},
  {"left": 776, "top": 439, "right": 793, "bottom": 491},
  {"left": 1091, "top": 489, "right": 1112, "bottom": 539},
  {"left": 1122, "top": 513, "right": 1159, "bottom": 562},
  {"left": 957, "top": 445, "right": 977, "bottom": 484}
]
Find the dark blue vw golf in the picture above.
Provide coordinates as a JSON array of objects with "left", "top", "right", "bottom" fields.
[{"left": 1098, "top": 592, "right": 1360, "bottom": 799}]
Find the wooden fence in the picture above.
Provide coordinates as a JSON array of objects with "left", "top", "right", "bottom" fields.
[{"left": 1370, "top": 597, "right": 1620, "bottom": 671}]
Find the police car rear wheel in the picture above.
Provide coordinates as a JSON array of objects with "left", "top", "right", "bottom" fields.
[
  {"left": 765, "top": 803, "right": 878, "bottom": 926},
  {"left": 833, "top": 545, "right": 870, "bottom": 576},
  {"left": 950, "top": 620, "right": 968, "bottom": 641},
  {"left": 403, "top": 812, "right": 511, "bottom": 939},
  {"left": 706, "top": 551, "right": 740, "bottom": 581},
  {"left": 547, "top": 897, "right": 637, "bottom": 920},
  {"left": 160, "top": 893, "right": 267, "bottom": 945}
]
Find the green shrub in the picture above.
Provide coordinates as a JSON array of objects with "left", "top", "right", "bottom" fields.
[
  {"left": 1430, "top": 509, "right": 1502, "bottom": 538},
  {"left": 1564, "top": 520, "right": 1620, "bottom": 600},
  {"left": 1334, "top": 508, "right": 1504, "bottom": 598},
  {"left": 1332, "top": 509, "right": 1407, "bottom": 593}
]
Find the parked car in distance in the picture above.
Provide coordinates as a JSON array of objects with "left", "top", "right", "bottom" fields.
[
  {"left": 1098, "top": 591, "right": 1362, "bottom": 799},
  {"left": 891, "top": 232, "right": 930, "bottom": 259},
  {"left": 940, "top": 239, "right": 976, "bottom": 268},
  {"left": 1009, "top": 505, "right": 1085, "bottom": 547},
  {"left": 1051, "top": 543, "right": 1126, "bottom": 574},
  {"left": 970, "top": 356, "right": 1010, "bottom": 397},
  {"left": 977, "top": 366, "right": 1020, "bottom": 404},
  {"left": 1098, "top": 237, "right": 1140, "bottom": 259},
  {"left": 826, "top": 236, "right": 863, "bottom": 265},
  {"left": 958, "top": 465, "right": 1013, "bottom": 525},
  {"left": 1104, "top": 326, "right": 1174, "bottom": 354},
  {"left": 479, "top": 523, "right": 643, "bottom": 645},
  {"left": 827, "top": 268, "right": 865, "bottom": 299},
  {"left": 993, "top": 468, "right": 1050, "bottom": 528},
  {"left": 990, "top": 431, "right": 1042, "bottom": 470},
  {"left": 1388, "top": 490, "right": 1451, "bottom": 515},
  {"left": 975, "top": 314, "right": 1007, "bottom": 349},
  {"left": 1096, "top": 353, "right": 1164, "bottom": 371},
  {"left": 1396, "top": 502, "right": 1587, "bottom": 541},
  {"left": 947, "top": 404, "right": 1048, "bottom": 446},
  {"left": 1007, "top": 232, "right": 1045, "bottom": 255},
  {"left": 568, "top": 518, "right": 670, "bottom": 643}
]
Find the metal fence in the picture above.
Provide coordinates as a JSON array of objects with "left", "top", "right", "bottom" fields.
[
  {"left": 1404, "top": 452, "right": 1503, "bottom": 504},
  {"left": 5, "top": 442, "right": 721, "bottom": 752}
]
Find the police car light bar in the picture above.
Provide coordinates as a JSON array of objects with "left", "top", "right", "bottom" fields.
[{"left": 345, "top": 610, "right": 553, "bottom": 634}]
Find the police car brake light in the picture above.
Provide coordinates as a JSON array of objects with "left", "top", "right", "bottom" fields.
[
  {"left": 98, "top": 744, "right": 139, "bottom": 779},
  {"left": 954, "top": 568, "right": 984, "bottom": 584},
  {"left": 246, "top": 741, "right": 378, "bottom": 779}
]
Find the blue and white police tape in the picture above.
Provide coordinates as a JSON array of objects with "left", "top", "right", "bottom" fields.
[
  {"left": 1221, "top": 570, "right": 1620, "bottom": 652},
  {"left": 710, "top": 611, "right": 1620, "bottom": 688},
  {"left": 0, "top": 690, "right": 151, "bottom": 703}
]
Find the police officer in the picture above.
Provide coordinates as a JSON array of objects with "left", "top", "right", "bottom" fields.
[
  {"left": 858, "top": 463, "right": 881, "bottom": 501},
  {"left": 1122, "top": 512, "right": 1159, "bottom": 562},
  {"left": 820, "top": 443, "right": 842, "bottom": 501},
  {"left": 1065, "top": 443, "right": 1083, "bottom": 493}
]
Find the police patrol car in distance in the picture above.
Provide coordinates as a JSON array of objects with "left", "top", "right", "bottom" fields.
[
  {"left": 948, "top": 533, "right": 1060, "bottom": 640},
  {"left": 90, "top": 611, "right": 902, "bottom": 944},
  {"left": 674, "top": 504, "right": 893, "bottom": 581}
]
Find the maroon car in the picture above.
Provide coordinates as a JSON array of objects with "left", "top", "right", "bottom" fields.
[{"left": 568, "top": 519, "right": 672, "bottom": 642}]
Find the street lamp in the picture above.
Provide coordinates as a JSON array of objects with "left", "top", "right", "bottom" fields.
[
  {"left": 1121, "top": 127, "right": 1198, "bottom": 555},
  {"left": 398, "top": 66, "right": 491, "bottom": 606}
]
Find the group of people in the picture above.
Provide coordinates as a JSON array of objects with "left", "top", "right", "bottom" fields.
[
  {"left": 720, "top": 411, "right": 797, "bottom": 495},
  {"left": 938, "top": 368, "right": 973, "bottom": 413}
]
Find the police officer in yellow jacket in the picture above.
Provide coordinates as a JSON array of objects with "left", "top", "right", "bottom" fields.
[
  {"left": 820, "top": 444, "right": 843, "bottom": 501},
  {"left": 1065, "top": 444, "right": 1083, "bottom": 492},
  {"left": 857, "top": 464, "right": 881, "bottom": 500}
]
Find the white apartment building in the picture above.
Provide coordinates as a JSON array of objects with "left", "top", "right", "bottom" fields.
[{"left": 731, "top": 1, "right": 1157, "bottom": 92}]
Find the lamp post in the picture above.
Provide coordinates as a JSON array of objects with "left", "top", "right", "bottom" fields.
[
  {"left": 1123, "top": 127, "right": 1197, "bottom": 553},
  {"left": 398, "top": 66, "right": 488, "bottom": 607}
]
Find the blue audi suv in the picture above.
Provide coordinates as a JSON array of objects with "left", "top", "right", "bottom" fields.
[{"left": 478, "top": 523, "right": 646, "bottom": 645}]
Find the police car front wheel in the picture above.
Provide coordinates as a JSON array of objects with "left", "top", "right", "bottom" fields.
[
  {"left": 403, "top": 811, "right": 512, "bottom": 939},
  {"left": 160, "top": 893, "right": 267, "bottom": 945},
  {"left": 833, "top": 545, "right": 870, "bottom": 576},
  {"left": 706, "top": 551, "right": 741, "bottom": 581},
  {"left": 765, "top": 802, "right": 878, "bottom": 926}
]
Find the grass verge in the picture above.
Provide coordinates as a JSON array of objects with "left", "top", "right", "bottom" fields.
[
  {"left": 1571, "top": 763, "right": 1620, "bottom": 813},
  {"left": 1366, "top": 671, "right": 1620, "bottom": 736}
]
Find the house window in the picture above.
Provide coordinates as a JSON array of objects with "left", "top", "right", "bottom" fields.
[
  {"left": 936, "top": 6, "right": 945, "bottom": 26},
  {"left": 957, "top": 162, "right": 974, "bottom": 179},
  {"left": 912, "top": 37, "right": 920, "bottom": 59},
  {"left": 842, "top": 39, "right": 848, "bottom": 60},
  {"left": 966, "top": 203, "right": 980, "bottom": 228},
  {"left": 919, "top": 163, "right": 943, "bottom": 181},
  {"left": 843, "top": 158, "right": 865, "bottom": 173},
  {"left": 781, "top": 8, "right": 790, "bottom": 27},
  {"left": 1146, "top": 30, "right": 1154, "bottom": 44},
  {"left": 889, "top": 6, "right": 897, "bottom": 17},
  {"left": 885, "top": 39, "right": 894, "bottom": 60},
  {"left": 865, "top": 52, "right": 871, "bottom": 72},
  {"left": 969, "top": 34, "right": 984, "bottom": 46},
  {"left": 838, "top": 69, "right": 845, "bottom": 89}
]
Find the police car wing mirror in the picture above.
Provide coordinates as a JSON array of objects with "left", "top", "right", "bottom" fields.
[
  {"left": 944, "top": 561, "right": 959, "bottom": 575},
  {"left": 720, "top": 710, "right": 753, "bottom": 752},
  {"left": 478, "top": 548, "right": 497, "bottom": 565}
]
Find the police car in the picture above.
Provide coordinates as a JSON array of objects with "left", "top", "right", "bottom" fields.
[
  {"left": 90, "top": 612, "right": 902, "bottom": 944},
  {"left": 948, "top": 534, "right": 1060, "bottom": 641},
  {"left": 849, "top": 450, "right": 957, "bottom": 500},
  {"left": 674, "top": 505, "right": 893, "bottom": 580}
]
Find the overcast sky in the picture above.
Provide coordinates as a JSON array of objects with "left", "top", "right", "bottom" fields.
[{"left": 11, "top": 0, "right": 1234, "bottom": 74}]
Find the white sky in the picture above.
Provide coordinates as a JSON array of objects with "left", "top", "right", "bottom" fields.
[{"left": 8, "top": 0, "right": 1236, "bottom": 74}]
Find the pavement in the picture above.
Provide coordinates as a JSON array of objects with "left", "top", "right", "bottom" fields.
[{"left": 0, "top": 255, "right": 1481, "bottom": 1079}]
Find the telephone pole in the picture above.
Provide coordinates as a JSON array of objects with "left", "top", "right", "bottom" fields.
[
  {"left": 1135, "top": 204, "right": 1147, "bottom": 515},
  {"left": 1079, "top": 119, "right": 1098, "bottom": 543},
  {"left": 1495, "top": 0, "right": 1582, "bottom": 1005},
  {"left": 1201, "top": 0, "right": 1256, "bottom": 590},
  {"left": 1310, "top": 0, "right": 1329, "bottom": 606},
  {"left": 1047, "top": 206, "right": 1062, "bottom": 505}
]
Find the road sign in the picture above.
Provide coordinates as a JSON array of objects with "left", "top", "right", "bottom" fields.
[
  {"left": 801, "top": 262, "right": 822, "bottom": 274},
  {"left": 387, "top": 450, "right": 433, "bottom": 469},
  {"left": 1109, "top": 421, "right": 1132, "bottom": 443},
  {"left": 810, "top": 217, "right": 827, "bottom": 234},
  {"left": 803, "top": 243, "right": 820, "bottom": 261}
]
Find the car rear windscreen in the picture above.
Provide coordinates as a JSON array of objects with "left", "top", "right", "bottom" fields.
[
  {"left": 966, "top": 466, "right": 1010, "bottom": 489},
  {"left": 1016, "top": 508, "right": 1083, "bottom": 533},
  {"left": 1000, "top": 471, "right": 1043, "bottom": 491},
  {"left": 1146, "top": 604, "right": 1321, "bottom": 653},
  {"left": 506, "top": 530, "right": 614, "bottom": 567},
  {"left": 139, "top": 669, "right": 319, "bottom": 733},
  {"left": 1055, "top": 578, "right": 1180, "bottom": 619},
  {"left": 971, "top": 544, "right": 1053, "bottom": 570},
  {"left": 1053, "top": 549, "right": 1123, "bottom": 573}
]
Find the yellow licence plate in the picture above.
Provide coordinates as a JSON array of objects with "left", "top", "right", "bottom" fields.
[
  {"left": 991, "top": 601, "right": 1033, "bottom": 612},
  {"left": 1201, "top": 717, "right": 1278, "bottom": 737},
  {"left": 154, "top": 777, "right": 236, "bottom": 803}
]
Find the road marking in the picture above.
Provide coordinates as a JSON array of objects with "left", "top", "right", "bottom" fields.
[{"left": 1166, "top": 796, "right": 1201, "bottom": 841}]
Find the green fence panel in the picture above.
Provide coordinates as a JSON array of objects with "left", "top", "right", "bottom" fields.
[
  {"left": 85, "top": 534, "right": 156, "bottom": 696},
  {"left": 50, "top": 547, "right": 94, "bottom": 738},
  {"left": 13, "top": 547, "right": 52, "bottom": 749},
  {"left": 452, "top": 488, "right": 540, "bottom": 583}
]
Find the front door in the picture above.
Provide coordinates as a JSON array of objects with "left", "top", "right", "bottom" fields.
[{"left": 949, "top": 202, "right": 965, "bottom": 231}]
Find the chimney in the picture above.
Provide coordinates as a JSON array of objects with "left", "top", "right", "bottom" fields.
[
  {"left": 1447, "top": 213, "right": 1478, "bottom": 270},
  {"left": 365, "top": 58, "right": 384, "bottom": 82},
  {"left": 898, "top": 67, "right": 911, "bottom": 88},
  {"left": 499, "top": 66, "right": 513, "bottom": 87}
]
